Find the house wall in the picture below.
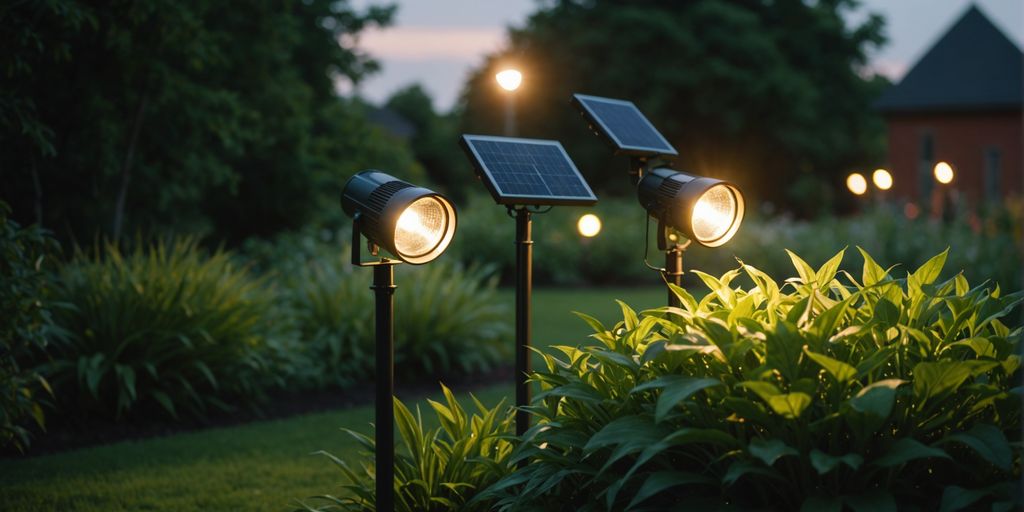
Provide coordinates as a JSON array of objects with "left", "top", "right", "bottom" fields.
[{"left": 885, "top": 110, "right": 1022, "bottom": 207}]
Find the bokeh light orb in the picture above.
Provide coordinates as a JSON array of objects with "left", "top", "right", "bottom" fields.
[
  {"left": 934, "top": 161, "right": 954, "bottom": 184},
  {"left": 846, "top": 173, "right": 868, "bottom": 195},
  {"left": 872, "top": 169, "right": 893, "bottom": 191},
  {"left": 577, "top": 213, "right": 602, "bottom": 238}
]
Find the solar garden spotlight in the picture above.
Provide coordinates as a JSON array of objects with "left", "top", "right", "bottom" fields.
[
  {"left": 637, "top": 167, "right": 744, "bottom": 248},
  {"left": 340, "top": 170, "right": 456, "bottom": 512},
  {"left": 341, "top": 170, "right": 456, "bottom": 264}
]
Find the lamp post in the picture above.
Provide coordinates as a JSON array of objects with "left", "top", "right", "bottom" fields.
[
  {"left": 495, "top": 69, "right": 522, "bottom": 136},
  {"left": 341, "top": 170, "right": 458, "bottom": 512},
  {"left": 932, "top": 161, "right": 955, "bottom": 221}
]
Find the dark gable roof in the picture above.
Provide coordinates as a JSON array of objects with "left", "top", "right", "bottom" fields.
[{"left": 876, "top": 5, "right": 1023, "bottom": 112}]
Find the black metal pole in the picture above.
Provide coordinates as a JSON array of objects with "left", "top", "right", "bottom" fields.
[
  {"left": 665, "top": 244, "right": 684, "bottom": 308},
  {"left": 372, "top": 263, "right": 397, "bottom": 512},
  {"left": 514, "top": 208, "right": 533, "bottom": 439}
]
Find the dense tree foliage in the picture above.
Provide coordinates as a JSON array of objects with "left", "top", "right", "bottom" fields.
[
  {"left": 1, "top": 0, "right": 420, "bottom": 244},
  {"left": 461, "top": 0, "right": 889, "bottom": 216}
]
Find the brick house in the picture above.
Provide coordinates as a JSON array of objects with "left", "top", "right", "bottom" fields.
[{"left": 875, "top": 5, "right": 1022, "bottom": 207}]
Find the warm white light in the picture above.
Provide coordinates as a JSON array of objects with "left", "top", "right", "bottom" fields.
[
  {"left": 846, "top": 173, "right": 868, "bottom": 195},
  {"left": 934, "top": 161, "right": 954, "bottom": 184},
  {"left": 577, "top": 213, "right": 602, "bottom": 238},
  {"left": 691, "top": 185, "right": 738, "bottom": 244},
  {"left": 394, "top": 197, "right": 447, "bottom": 258},
  {"left": 495, "top": 69, "right": 522, "bottom": 91},
  {"left": 872, "top": 169, "right": 893, "bottom": 190}
]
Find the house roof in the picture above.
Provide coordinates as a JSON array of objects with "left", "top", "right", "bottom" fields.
[{"left": 875, "top": 5, "right": 1023, "bottom": 113}]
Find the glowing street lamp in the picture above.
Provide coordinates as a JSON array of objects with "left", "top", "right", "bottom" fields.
[
  {"left": 872, "top": 168, "right": 893, "bottom": 191},
  {"left": 495, "top": 68, "right": 522, "bottom": 136},
  {"left": 577, "top": 213, "right": 602, "bottom": 238},
  {"left": 934, "top": 161, "right": 954, "bottom": 184},
  {"left": 341, "top": 170, "right": 457, "bottom": 512},
  {"left": 846, "top": 173, "right": 868, "bottom": 196}
]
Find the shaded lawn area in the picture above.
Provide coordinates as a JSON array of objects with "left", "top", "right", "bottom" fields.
[{"left": 0, "top": 286, "right": 664, "bottom": 512}]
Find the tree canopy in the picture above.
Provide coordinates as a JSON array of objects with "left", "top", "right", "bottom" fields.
[
  {"left": 1, "top": 0, "right": 419, "bottom": 244},
  {"left": 460, "top": 0, "right": 889, "bottom": 216}
]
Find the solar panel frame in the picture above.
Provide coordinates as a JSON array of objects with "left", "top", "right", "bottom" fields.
[
  {"left": 572, "top": 93, "right": 678, "bottom": 157},
  {"left": 460, "top": 134, "right": 598, "bottom": 206}
]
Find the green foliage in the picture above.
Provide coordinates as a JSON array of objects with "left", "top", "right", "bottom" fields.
[
  {"left": 271, "top": 233, "right": 511, "bottom": 387},
  {"left": 300, "top": 385, "right": 514, "bottom": 512},
  {"left": 462, "top": 0, "right": 888, "bottom": 215},
  {"left": 483, "top": 248, "right": 1022, "bottom": 511},
  {"left": 44, "top": 238, "right": 286, "bottom": 419},
  {"left": 1, "top": 0, "right": 418, "bottom": 243},
  {"left": 0, "top": 202, "right": 61, "bottom": 451}
]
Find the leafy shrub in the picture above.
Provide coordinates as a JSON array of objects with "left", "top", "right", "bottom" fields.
[
  {"left": 300, "top": 385, "right": 514, "bottom": 511},
  {"left": 243, "top": 226, "right": 512, "bottom": 388},
  {"left": 0, "top": 202, "right": 61, "bottom": 450},
  {"left": 484, "top": 248, "right": 1022, "bottom": 511},
  {"left": 44, "top": 238, "right": 287, "bottom": 419}
]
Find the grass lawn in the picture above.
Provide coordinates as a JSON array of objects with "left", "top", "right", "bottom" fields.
[{"left": 0, "top": 286, "right": 665, "bottom": 512}]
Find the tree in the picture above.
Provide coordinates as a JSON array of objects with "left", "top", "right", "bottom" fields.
[
  {"left": 0, "top": 0, "right": 418, "bottom": 244},
  {"left": 460, "top": 0, "right": 889, "bottom": 216}
]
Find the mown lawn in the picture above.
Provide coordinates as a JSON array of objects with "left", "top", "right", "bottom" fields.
[{"left": 0, "top": 286, "right": 664, "bottom": 512}]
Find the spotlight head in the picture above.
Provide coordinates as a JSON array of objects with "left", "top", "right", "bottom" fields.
[
  {"left": 342, "top": 170, "right": 457, "bottom": 264},
  {"left": 637, "top": 167, "right": 744, "bottom": 248}
]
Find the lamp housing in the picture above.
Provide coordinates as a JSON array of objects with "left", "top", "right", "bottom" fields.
[
  {"left": 342, "top": 170, "right": 457, "bottom": 264},
  {"left": 637, "top": 167, "right": 744, "bottom": 248}
]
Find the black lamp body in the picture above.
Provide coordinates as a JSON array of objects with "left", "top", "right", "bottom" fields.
[
  {"left": 637, "top": 167, "right": 744, "bottom": 248},
  {"left": 342, "top": 170, "right": 456, "bottom": 264}
]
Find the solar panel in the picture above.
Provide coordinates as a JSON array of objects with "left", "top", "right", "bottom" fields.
[
  {"left": 572, "top": 94, "right": 678, "bottom": 157},
  {"left": 460, "top": 134, "right": 598, "bottom": 206}
]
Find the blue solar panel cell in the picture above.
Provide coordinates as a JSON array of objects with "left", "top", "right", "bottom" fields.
[
  {"left": 460, "top": 135, "right": 598, "bottom": 206},
  {"left": 572, "top": 94, "right": 678, "bottom": 157}
]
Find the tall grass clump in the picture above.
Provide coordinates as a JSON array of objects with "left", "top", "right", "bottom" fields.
[
  {"left": 45, "top": 238, "right": 286, "bottom": 420},
  {"left": 282, "top": 246, "right": 511, "bottom": 387}
]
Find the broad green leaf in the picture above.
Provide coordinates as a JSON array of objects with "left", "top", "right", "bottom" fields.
[
  {"left": 767, "top": 392, "right": 812, "bottom": 419},
  {"left": 584, "top": 416, "right": 654, "bottom": 453},
  {"left": 786, "top": 249, "right": 816, "bottom": 286},
  {"left": 913, "top": 361, "right": 998, "bottom": 404},
  {"left": 666, "top": 282, "right": 699, "bottom": 313},
  {"left": 804, "top": 348, "right": 856, "bottom": 383},
  {"left": 739, "top": 381, "right": 781, "bottom": 402},
  {"left": 908, "top": 248, "right": 949, "bottom": 291},
  {"left": 617, "top": 300, "right": 639, "bottom": 330},
  {"left": 873, "top": 298, "right": 900, "bottom": 327},
  {"left": 872, "top": 438, "right": 950, "bottom": 467},
  {"left": 940, "top": 486, "right": 989, "bottom": 512},
  {"left": 814, "top": 248, "right": 846, "bottom": 289},
  {"left": 625, "top": 471, "right": 712, "bottom": 510},
  {"left": 857, "top": 246, "right": 888, "bottom": 286},
  {"left": 943, "top": 424, "right": 1012, "bottom": 470},
  {"left": 945, "top": 337, "right": 996, "bottom": 358},
  {"left": 748, "top": 438, "right": 798, "bottom": 466},
  {"left": 573, "top": 311, "right": 606, "bottom": 334},
  {"left": 722, "top": 460, "right": 782, "bottom": 486},
  {"left": 655, "top": 377, "right": 722, "bottom": 422},
  {"left": 848, "top": 379, "right": 905, "bottom": 418},
  {"left": 809, "top": 449, "right": 863, "bottom": 474}
]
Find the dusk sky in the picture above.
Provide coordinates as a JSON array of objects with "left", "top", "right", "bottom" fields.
[{"left": 348, "top": 0, "right": 1024, "bottom": 112}]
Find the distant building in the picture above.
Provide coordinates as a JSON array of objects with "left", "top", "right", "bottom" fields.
[{"left": 875, "top": 5, "right": 1022, "bottom": 207}]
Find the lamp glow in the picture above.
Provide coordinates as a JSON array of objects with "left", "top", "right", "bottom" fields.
[
  {"left": 496, "top": 69, "right": 522, "bottom": 91},
  {"left": 934, "top": 161, "right": 954, "bottom": 184},
  {"left": 846, "top": 173, "right": 868, "bottom": 195},
  {"left": 341, "top": 170, "right": 457, "bottom": 264},
  {"left": 577, "top": 213, "right": 602, "bottom": 237},
  {"left": 872, "top": 169, "right": 893, "bottom": 190},
  {"left": 637, "top": 167, "right": 744, "bottom": 248}
]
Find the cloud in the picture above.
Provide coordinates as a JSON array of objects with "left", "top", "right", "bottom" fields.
[{"left": 357, "top": 26, "right": 508, "bottom": 61}]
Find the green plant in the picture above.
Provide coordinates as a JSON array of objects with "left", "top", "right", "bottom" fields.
[
  {"left": 0, "top": 202, "right": 61, "bottom": 451},
  {"left": 44, "top": 238, "right": 287, "bottom": 419},
  {"left": 300, "top": 385, "right": 515, "bottom": 511},
  {"left": 484, "top": 248, "right": 1022, "bottom": 511},
  {"left": 274, "top": 235, "right": 511, "bottom": 387}
]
